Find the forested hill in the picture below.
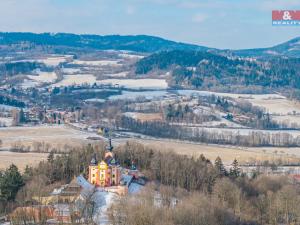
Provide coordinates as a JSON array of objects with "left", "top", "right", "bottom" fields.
[
  {"left": 0, "top": 32, "right": 209, "bottom": 53},
  {"left": 135, "top": 50, "right": 300, "bottom": 89},
  {"left": 1, "top": 32, "right": 300, "bottom": 57},
  {"left": 233, "top": 37, "right": 300, "bottom": 58}
]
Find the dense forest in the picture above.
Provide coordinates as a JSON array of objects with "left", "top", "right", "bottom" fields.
[
  {"left": 0, "top": 95, "right": 25, "bottom": 108},
  {"left": 1, "top": 142, "right": 300, "bottom": 225},
  {"left": 135, "top": 50, "right": 300, "bottom": 89}
]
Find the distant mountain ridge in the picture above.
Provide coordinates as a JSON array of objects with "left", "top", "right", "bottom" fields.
[
  {"left": 0, "top": 32, "right": 209, "bottom": 53},
  {"left": 233, "top": 37, "right": 300, "bottom": 58},
  {"left": 0, "top": 32, "right": 300, "bottom": 58}
]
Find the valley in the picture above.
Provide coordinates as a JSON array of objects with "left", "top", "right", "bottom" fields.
[{"left": 1, "top": 32, "right": 300, "bottom": 225}]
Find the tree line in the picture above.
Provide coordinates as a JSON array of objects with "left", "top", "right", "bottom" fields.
[
  {"left": 117, "top": 116, "right": 300, "bottom": 147},
  {"left": 1, "top": 141, "right": 300, "bottom": 225}
]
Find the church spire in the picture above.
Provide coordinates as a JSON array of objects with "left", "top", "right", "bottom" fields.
[{"left": 106, "top": 138, "right": 113, "bottom": 152}]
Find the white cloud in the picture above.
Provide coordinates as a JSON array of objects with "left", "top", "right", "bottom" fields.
[{"left": 192, "top": 13, "right": 208, "bottom": 23}]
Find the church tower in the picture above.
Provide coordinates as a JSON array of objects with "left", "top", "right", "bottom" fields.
[
  {"left": 104, "top": 138, "right": 114, "bottom": 161},
  {"left": 88, "top": 154, "right": 99, "bottom": 185}
]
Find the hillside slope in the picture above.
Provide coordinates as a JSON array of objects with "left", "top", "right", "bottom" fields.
[
  {"left": 233, "top": 37, "right": 300, "bottom": 58},
  {"left": 0, "top": 32, "right": 209, "bottom": 53},
  {"left": 135, "top": 50, "right": 300, "bottom": 90}
]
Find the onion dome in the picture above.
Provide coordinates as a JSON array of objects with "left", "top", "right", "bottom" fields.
[{"left": 90, "top": 154, "right": 98, "bottom": 166}]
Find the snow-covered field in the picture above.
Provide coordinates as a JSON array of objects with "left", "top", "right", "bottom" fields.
[
  {"left": 38, "top": 56, "right": 71, "bottom": 67},
  {"left": 28, "top": 71, "right": 57, "bottom": 83},
  {"left": 52, "top": 74, "right": 97, "bottom": 86},
  {"left": 177, "top": 90, "right": 284, "bottom": 100},
  {"left": 84, "top": 98, "right": 106, "bottom": 103},
  {"left": 118, "top": 53, "right": 144, "bottom": 59},
  {"left": 73, "top": 60, "right": 121, "bottom": 67},
  {"left": 0, "top": 117, "right": 13, "bottom": 127},
  {"left": 21, "top": 79, "right": 39, "bottom": 88},
  {"left": 177, "top": 90, "right": 300, "bottom": 115},
  {"left": 106, "top": 71, "right": 129, "bottom": 78},
  {"left": 109, "top": 90, "right": 169, "bottom": 100},
  {"left": 248, "top": 98, "right": 300, "bottom": 115},
  {"left": 97, "top": 79, "right": 168, "bottom": 89},
  {"left": 188, "top": 126, "right": 300, "bottom": 138},
  {"left": 62, "top": 68, "right": 81, "bottom": 74}
]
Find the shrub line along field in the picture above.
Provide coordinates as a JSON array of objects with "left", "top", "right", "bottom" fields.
[{"left": 2, "top": 125, "right": 300, "bottom": 170}]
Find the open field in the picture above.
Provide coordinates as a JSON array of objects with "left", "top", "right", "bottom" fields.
[
  {"left": 0, "top": 125, "right": 98, "bottom": 150},
  {"left": 177, "top": 90, "right": 300, "bottom": 115},
  {"left": 28, "top": 71, "right": 57, "bottom": 83},
  {"left": 52, "top": 74, "right": 97, "bottom": 87},
  {"left": 97, "top": 79, "right": 168, "bottom": 89},
  {"left": 123, "top": 112, "right": 163, "bottom": 122},
  {"left": 0, "top": 151, "right": 48, "bottom": 171},
  {"left": 1, "top": 125, "right": 300, "bottom": 170},
  {"left": 73, "top": 60, "right": 121, "bottom": 66},
  {"left": 249, "top": 98, "right": 300, "bottom": 115},
  {"left": 131, "top": 138, "right": 300, "bottom": 165}
]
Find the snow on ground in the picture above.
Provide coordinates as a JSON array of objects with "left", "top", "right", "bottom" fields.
[
  {"left": 200, "top": 118, "right": 246, "bottom": 128},
  {"left": 20, "top": 79, "right": 39, "bottom": 89},
  {"left": 93, "top": 191, "right": 117, "bottom": 225},
  {"left": 73, "top": 60, "right": 121, "bottom": 67},
  {"left": 38, "top": 56, "right": 71, "bottom": 67},
  {"left": 84, "top": 98, "right": 106, "bottom": 103},
  {"left": 248, "top": 98, "right": 300, "bottom": 115},
  {"left": 176, "top": 90, "right": 300, "bottom": 115},
  {"left": 177, "top": 90, "right": 285, "bottom": 100},
  {"left": 188, "top": 126, "right": 300, "bottom": 138},
  {"left": 109, "top": 90, "right": 168, "bottom": 100},
  {"left": 118, "top": 53, "right": 144, "bottom": 59},
  {"left": 106, "top": 71, "right": 129, "bottom": 78},
  {"left": 128, "top": 182, "right": 143, "bottom": 194},
  {"left": 62, "top": 68, "right": 81, "bottom": 74},
  {"left": 52, "top": 74, "right": 97, "bottom": 87},
  {"left": 97, "top": 79, "right": 168, "bottom": 90},
  {"left": 0, "top": 117, "right": 13, "bottom": 127},
  {"left": 28, "top": 71, "right": 57, "bottom": 83},
  {"left": 12, "top": 56, "right": 71, "bottom": 67},
  {"left": 77, "top": 176, "right": 117, "bottom": 225}
]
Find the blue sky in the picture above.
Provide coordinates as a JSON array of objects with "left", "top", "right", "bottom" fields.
[{"left": 0, "top": 0, "right": 300, "bottom": 49}]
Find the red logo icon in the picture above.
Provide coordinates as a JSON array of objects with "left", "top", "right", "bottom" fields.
[{"left": 272, "top": 10, "right": 300, "bottom": 21}]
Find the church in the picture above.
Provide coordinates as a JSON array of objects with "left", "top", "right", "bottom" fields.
[{"left": 88, "top": 139, "right": 121, "bottom": 187}]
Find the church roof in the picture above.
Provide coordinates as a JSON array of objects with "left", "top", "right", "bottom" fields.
[{"left": 90, "top": 154, "right": 98, "bottom": 166}]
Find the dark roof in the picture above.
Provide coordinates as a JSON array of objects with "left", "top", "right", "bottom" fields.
[{"left": 90, "top": 154, "right": 98, "bottom": 165}]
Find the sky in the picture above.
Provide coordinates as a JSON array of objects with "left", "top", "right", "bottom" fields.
[{"left": 0, "top": 0, "right": 300, "bottom": 49}]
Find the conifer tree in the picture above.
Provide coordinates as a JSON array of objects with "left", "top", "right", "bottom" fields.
[
  {"left": 214, "top": 156, "right": 227, "bottom": 177},
  {"left": 229, "top": 159, "right": 240, "bottom": 178},
  {"left": 0, "top": 164, "right": 24, "bottom": 201}
]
